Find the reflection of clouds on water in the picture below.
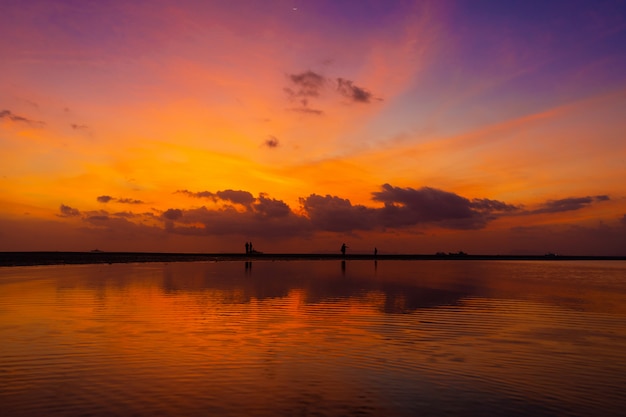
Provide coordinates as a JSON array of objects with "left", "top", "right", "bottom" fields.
[
  {"left": 153, "top": 261, "right": 479, "bottom": 314},
  {"left": 5, "top": 260, "right": 626, "bottom": 416},
  {"left": 49, "top": 260, "right": 626, "bottom": 316}
]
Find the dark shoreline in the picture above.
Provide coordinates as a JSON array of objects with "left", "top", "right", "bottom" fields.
[{"left": 1, "top": 251, "right": 625, "bottom": 267}]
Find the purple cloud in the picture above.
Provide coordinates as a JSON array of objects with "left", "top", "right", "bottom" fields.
[
  {"left": 285, "top": 71, "right": 379, "bottom": 114},
  {"left": 66, "top": 185, "right": 528, "bottom": 241},
  {"left": 287, "top": 70, "right": 326, "bottom": 98},
  {"left": 336, "top": 78, "right": 373, "bottom": 103},
  {"left": 300, "top": 194, "right": 377, "bottom": 232},
  {"left": 372, "top": 184, "right": 497, "bottom": 229},
  {"left": 254, "top": 194, "right": 292, "bottom": 218}
]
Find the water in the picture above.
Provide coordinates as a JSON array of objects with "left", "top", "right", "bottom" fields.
[{"left": 1, "top": 260, "right": 625, "bottom": 416}]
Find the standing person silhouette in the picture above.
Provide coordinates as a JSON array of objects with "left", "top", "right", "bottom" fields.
[
  {"left": 341, "top": 243, "right": 347, "bottom": 257},
  {"left": 245, "top": 242, "right": 250, "bottom": 254}
]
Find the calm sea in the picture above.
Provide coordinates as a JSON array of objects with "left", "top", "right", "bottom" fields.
[{"left": 1, "top": 260, "right": 625, "bottom": 416}]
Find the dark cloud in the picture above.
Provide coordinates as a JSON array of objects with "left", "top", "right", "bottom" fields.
[
  {"left": 0, "top": 110, "right": 45, "bottom": 127},
  {"left": 264, "top": 136, "right": 279, "bottom": 148},
  {"left": 163, "top": 208, "right": 183, "bottom": 220},
  {"left": 97, "top": 195, "right": 143, "bottom": 204},
  {"left": 530, "top": 195, "right": 609, "bottom": 214},
  {"left": 58, "top": 204, "right": 80, "bottom": 217},
  {"left": 299, "top": 185, "right": 514, "bottom": 232},
  {"left": 470, "top": 198, "right": 519, "bottom": 212},
  {"left": 372, "top": 184, "right": 501, "bottom": 229},
  {"left": 336, "top": 78, "right": 373, "bottom": 103},
  {"left": 177, "top": 189, "right": 255, "bottom": 206},
  {"left": 284, "top": 70, "right": 378, "bottom": 114},
  {"left": 177, "top": 190, "right": 215, "bottom": 199},
  {"left": 621, "top": 214, "right": 626, "bottom": 226},
  {"left": 170, "top": 185, "right": 515, "bottom": 235},
  {"left": 160, "top": 203, "right": 311, "bottom": 239},
  {"left": 63, "top": 185, "right": 527, "bottom": 242},
  {"left": 117, "top": 198, "right": 144, "bottom": 204},
  {"left": 254, "top": 194, "right": 291, "bottom": 218},
  {"left": 217, "top": 190, "right": 255, "bottom": 206},
  {"left": 97, "top": 195, "right": 113, "bottom": 203},
  {"left": 300, "top": 194, "right": 377, "bottom": 232},
  {"left": 287, "top": 70, "right": 326, "bottom": 98},
  {"left": 71, "top": 124, "right": 89, "bottom": 130}
]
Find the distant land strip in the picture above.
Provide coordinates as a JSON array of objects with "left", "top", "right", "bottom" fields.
[{"left": 0, "top": 252, "right": 625, "bottom": 267}]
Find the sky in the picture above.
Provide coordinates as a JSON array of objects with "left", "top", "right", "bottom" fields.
[{"left": 1, "top": 0, "right": 625, "bottom": 255}]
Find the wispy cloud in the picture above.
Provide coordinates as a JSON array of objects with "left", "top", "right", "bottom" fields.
[
  {"left": 0, "top": 110, "right": 45, "bottom": 127},
  {"left": 336, "top": 78, "right": 374, "bottom": 103},
  {"left": 528, "top": 195, "right": 609, "bottom": 214},
  {"left": 96, "top": 195, "right": 144, "bottom": 204},
  {"left": 117, "top": 198, "right": 144, "bottom": 204},
  {"left": 177, "top": 189, "right": 255, "bottom": 206},
  {"left": 286, "top": 70, "right": 327, "bottom": 98}
]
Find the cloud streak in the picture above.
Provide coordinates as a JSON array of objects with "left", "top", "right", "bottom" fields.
[
  {"left": 0, "top": 110, "right": 45, "bottom": 127},
  {"left": 177, "top": 189, "right": 255, "bottom": 206},
  {"left": 527, "top": 195, "right": 610, "bottom": 214},
  {"left": 97, "top": 195, "right": 144, "bottom": 204}
]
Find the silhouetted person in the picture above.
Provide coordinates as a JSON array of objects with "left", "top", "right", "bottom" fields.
[
  {"left": 340, "top": 243, "right": 347, "bottom": 257},
  {"left": 374, "top": 247, "right": 378, "bottom": 257},
  {"left": 245, "top": 242, "right": 250, "bottom": 254},
  {"left": 249, "top": 241, "right": 253, "bottom": 253}
]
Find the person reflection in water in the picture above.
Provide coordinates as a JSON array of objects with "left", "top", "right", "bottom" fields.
[{"left": 341, "top": 243, "right": 347, "bottom": 257}]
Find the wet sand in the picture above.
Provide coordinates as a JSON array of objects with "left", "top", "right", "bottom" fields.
[{"left": 1, "top": 251, "right": 624, "bottom": 267}]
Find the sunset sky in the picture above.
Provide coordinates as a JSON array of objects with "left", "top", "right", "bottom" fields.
[{"left": 1, "top": 0, "right": 625, "bottom": 255}]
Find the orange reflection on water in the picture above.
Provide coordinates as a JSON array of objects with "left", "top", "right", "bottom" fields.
[{"left": 1, "top": 260, "right": 625, "bottom": 416}]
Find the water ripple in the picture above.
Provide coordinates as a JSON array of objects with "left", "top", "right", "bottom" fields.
[{"left": 1, "top": 261, "right": 625, "bottom": 416}]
